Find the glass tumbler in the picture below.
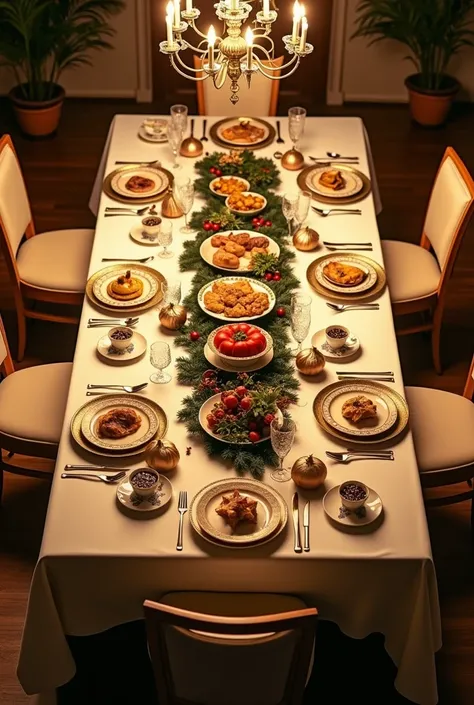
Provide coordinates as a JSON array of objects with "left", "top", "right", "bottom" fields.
[{"left": 270, "top": 417, "right": 296, "bottom": 482}]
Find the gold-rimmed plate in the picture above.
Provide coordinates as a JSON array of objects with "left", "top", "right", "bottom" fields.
[
  {"left": 110, "top": 166, "right": 168, "bottom": 199},
  {"left": 210, "top": 118, "right": 276, "bottom": 151},
  {"left": 321, "top": 382, "right": 398, "bottom": 438},
  {"left": 298, "top": 164, "right": 371, "bottom": 205},
  {"left": 317, "top": 256, "right": 377, "bottom": 295},
  {"left": 198, "top": 276, "right": 276, "bottom": 322},
  {"left": 190, "top": 479, "right": 287, "bottom": 547},
  {"left": 102, "top": 165, "right": 173, "bottom": 205},
  {"left": 81, "top": 396, "right": 159, "bottom": 451},
  {"left": 307, "top": 165, "right": 363, "bottom": 199},
  {"left": 307, "top": 253, "right": 386, "bottom": 302},
  {"left": 86, "top": 264, "right": 165, "bottom": 315},
  {"left": 199, "top": 230, "right": 280, "bottom": 274},
  {"left": 92, "top": 268, "right": 158, "bottom": 308},
  {"left": 313, "top": 381, "right": 409, "bottom": 445},
  {"left": 70, "top": 394, "right": 168, "bottom": 458}
]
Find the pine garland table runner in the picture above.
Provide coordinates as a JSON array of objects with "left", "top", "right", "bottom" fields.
[{"left": 176, "top": 150, "right": 300, "bottom": 478}]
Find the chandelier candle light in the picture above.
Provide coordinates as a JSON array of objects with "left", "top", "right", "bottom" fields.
[{"left": 160, "top": 0, "right": 313, "bottom": 104}]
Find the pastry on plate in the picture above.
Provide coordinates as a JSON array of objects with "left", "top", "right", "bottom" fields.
[
  {"left": 221, "top": 120, "right": 265, "bottom": 144},
  {"left": 213, "top": 249, "right": 240, "bottom": 270},
  {"left": 204, "top": 280, "right": 270, "bottom": 318},
  {"left": 229, "top": 232, "right": 251, "bottom": 247},
  {"left": 323, "top": 261, "right": 366, "bottom": 287},
  {"left": 107, "top": 270, "right": 144, "bottom": 301},
  {"left": 246, "top": 236, "right": 269, "bottom": 251},
  {"left": 97, "top": 407, "right": 142, "bottom": 438},
  {"left": 224, "top": 240, "right": 246, "bottom": 257},
  {"left": 319, "top": 169, "right": 345, "bottom": 191},
  {"left": 125, "top": 175, "right": 156, "bottom": 193},
  {"left": 216, "top": 489, "right": 258, "bottom": 531},
  {"left": 341, "top": 395, "right": 377, "bottom": 423},
  {"left": 210, "top": 235, "right": 229, "bottom": 248}
]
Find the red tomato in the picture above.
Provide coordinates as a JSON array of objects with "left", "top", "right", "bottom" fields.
[
  {"left": 220, "top": 339, "right": 236, "bottom": 356},
  {"left": 213, "top": 330, "right": 231, "bottom": 348},
  {"left": 233, "top": 341, "right": 250, "bottom": 357},
  {"left": 223, "top": 394, "right": 239, "bottom": 410},
  {"left": 235, "top": 386, "right": 247, "bottom": 397},
  {"left": 248, "top": 431, "right": 261, "bottom": 443},
  {"left": 240, "top": 396, "right": 252, "bottom": 411},
  {"left": 248, "top": 421, "right": 258, "bottom": 431},
  {"left": 236, "top": 323, "right": 251, "bottom": 333},
  {"left": 214, "top": 409, "right": 225, "bottom": 420},
  {"left": 264, "top": 413, "right": 275, "bottom": 425},
  {"left": 206, "top": 413, "right": 217, "bottom": 428}
]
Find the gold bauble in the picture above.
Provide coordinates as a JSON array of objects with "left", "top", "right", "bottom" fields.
[
  {"left": 159, "top": 303, "right": 187, "bottom": 330},
  {"left": 293, "top": 226, "right": 319, "bottom": 252},
  {"left": 296, "top": 347, "right": 325, "bottom": 375},
  {"left": 281, "top": 148, "right": 305, "bottom": 171},
  {"left": 161, "top": 187, "right": 183, "bottom": 218},
  {"left": 146, "top": 439, "right": 180, "bottom": 472},
  {"left": 291, "top": 455, "right": 327, "bottom": 489}
]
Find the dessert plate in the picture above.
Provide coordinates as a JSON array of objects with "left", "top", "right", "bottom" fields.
[
  {"left": 315, "top": 256, "right": 377, "bottom": 294},
  {"left": 323, "top": 485, "right": 383, "bottom": 528},
  {"left": 116, "top": 473, "right": 172, "bottom": 513},
  {"left": 110, "top": 166, "right": 168, "bottom": 199},
  {"left": 96, "top": 332, "right": 147, "bottom": 364},
  {"left": 311, "top": 329, "right": 360, "bottom": 361}
]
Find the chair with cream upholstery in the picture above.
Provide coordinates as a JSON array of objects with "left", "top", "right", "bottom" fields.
[
  {"left": 0, "top": 134, "right": 95, "bottom": 361},
  {"left": 406, "top": 355, "right": 474, "bottom": 530},
  {"left": 194, "top": 57, "right": 284, "bottom": 116},
  {"left": 144, "top": 591, "right": 317, "bottom": 705},
  {"left": 0, "top": 316, "right": 72, "bottom": 500},
  {"left": 381, "top": 147, "right": 474, "bottom": 373}
]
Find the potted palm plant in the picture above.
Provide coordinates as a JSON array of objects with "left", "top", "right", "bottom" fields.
[
  {"left": 352, "top": 0, "right": 474, "bottom": 126},
  {"left": 0, "top": 0, "right": 125, "bottom": 137}
]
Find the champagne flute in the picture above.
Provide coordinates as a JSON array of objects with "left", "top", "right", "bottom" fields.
[
  {"left": 174, "top": 178, "right": 195, "bottom": 234},
  {"left": 270, "top": 418, "right": 296, "bottom": 482},
  {"left": 290, "top": 294, "right": 311, "bottom": 355},
  {"left": 282, "top": 192, "right": 298, "bottom": 237},
  {"left": 167, "top": 121, "right": 183, "bottom": 169},
  {"left": 161, "top": 279, "right": 181, "bottom": 306},
  {"left": 170, "top": 104, "right": 188, "bottom": 133},
  {"left": 150, "top": 341, "right": 172, "bottom": 384},
  {"left": 288, "top": 106, "right": 306, "bottom": 151},
  {"left": 294, "top": 190, "right": 311, "bottom": 231},
  {"left": 157, "top": 220, "right": 173, "bottom": 258}
]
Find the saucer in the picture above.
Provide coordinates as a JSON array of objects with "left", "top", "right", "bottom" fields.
[
  {"left": 138, "top": 120, "right": 168, "bottom": 143},
  {"left": 311, "top": 328, "right": 360, "bottom": 361},
  {"left": 204, "top": 342, "right": 274, "bottom": 372},
  {"left": 97, "top": 332, "right": 147, "bottom": 363},
  {"left": 130, "top": 224, "right": 160, "bottom": 246},
  {"left": 323, "top": 484, "right": 383, "bottom": 527},
  {"left": 116, "top": 473, "right": 172, "bottom": 513}
]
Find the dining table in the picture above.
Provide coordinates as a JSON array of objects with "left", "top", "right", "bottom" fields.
[{"left": 18, "top": 115, "right": 441, "bottom": 705}]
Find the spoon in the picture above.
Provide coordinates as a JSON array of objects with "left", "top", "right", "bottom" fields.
[
  {"left": 86, "top": 383, "right": 148, "bottom": 393},
  {"left": 88, "top": 317, "right": 139, "bottom": 325},
  {"left": 101, "top": 256, "right": 154, "bottom": 263},
  {"left": 180, "top": 119, "right": 203, "bottom": 157},
  {"left": 326, "top": 152, "right": 359, "bottom": 160},
  {"left": 201, "top": 118, "right": 208, "bottom": 142},
  {"left": 276, "top": 120, "right": 284, "bottom": 144}
]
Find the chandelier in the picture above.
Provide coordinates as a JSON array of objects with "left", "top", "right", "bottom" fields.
[{"left": 160, "top": 0, "right": 313, "bottom": 104}]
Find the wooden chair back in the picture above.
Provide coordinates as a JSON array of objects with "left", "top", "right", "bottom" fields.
[
  {"left": 464, "top": 355, "right": 474, "bottom": 400},
  {"left": 421, "top": 147, "right": 474, "bottom": 298},
  {"left": 0, "top": 316, "right": 15, "bottom": 377},
  {"left": 194, "top": 57, "right": 283, "bottom": 116},
  {"left": 144, "top": 598, "right": 317, "bottom": 705}
]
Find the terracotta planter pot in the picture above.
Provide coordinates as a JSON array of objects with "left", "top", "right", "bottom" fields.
[
  {"left": 9, "top": 84, "right": 65, "bottom": 137},
  {"left": 405, "top": 74, "right": 459, "bottom": 127}
]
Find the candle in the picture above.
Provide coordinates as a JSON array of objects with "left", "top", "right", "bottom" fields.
[
  {"left": 208, "top": 25, "right": 216, "bottom": 70},
  {"left": 230, "top": 0, "right": 239, "bottom": 10},
  {"left": 299, "top": 15, "right": 308, "bottom": 51},
  {"left": 186, "top": 0, "right": 192, "bottom": 12},
  {"left": 166, "top": 1, "right": 174, "bottom": 44},
  {"left": 246, "top": 28, "right": 253, "bottom": 68},
  {"left": 292, "top": 1, "right": 301, "bottom": 43},
  {"left": 174, "top": 0, "right": 180, "bottom": 27},
  {"left": 263, "top": 0, "right": 270, "bottom": 16}
]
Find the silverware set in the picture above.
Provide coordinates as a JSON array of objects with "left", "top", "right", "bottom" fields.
[
  {"left": 312, "top": 207, "right": 362, "bottom": 217},
  {"left": 337, "top": 370, "right": 395, "bottom": 382},
  {"left": 87, "top": 317, "right": 139, "bottom": 329},
  {"left": 292, "top": 494, "right": 310, "bottom": 553},
  {"left": 326, "top": 450, "right": 394, "bottom": 463},
  {"left": 86, "top": 383, "right": 148, "bottom": 393},
  {"left": 101, "top": 256, "right": 154, "bottom": 263},
  {"left": 176, "top": 490, "right": 188, "bottom": 551},
  {"left": 323, "top": 240, "right": 372, "bottom": 252},
  {"left": 326, "top": 302, "right": 379, "bottom": 312}
]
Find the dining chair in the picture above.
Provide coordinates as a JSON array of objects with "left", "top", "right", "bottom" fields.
[
  {"left": 0, "top": 134, "right": 95, "bottom": 361},
  {"left": 381, "top": 147, "right": 474, "bottom": 373},
  {"left": 144, "top": 591, "right": 317, "bottom": 705},
  {"left": 406, "top": 355, "right": 474, "bottom": 531},
  {"left": 0, "top": 315, "right": 72, "bottom": 500},
  {"left": 194, "top": 56, "right": 284, "bottom": 116}
]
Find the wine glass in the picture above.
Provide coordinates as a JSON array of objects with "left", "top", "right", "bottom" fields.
[
  {"left": 288, "top": 107, "right": 307, "bottom": 151},
  {"left": 290, "top": 294, "right": 311, "bottom": 355},
  {"left": 282, "top": 192, "right": 298, "bottom": 237},
  {"left": 167, "top": 121, "right": 183, "bottom": 169},
  {"left": 150, "top": 341, "right": 172, "bottom": 384},
  {"left": 161, "top": 279, "right": 181, "bottom": 306},
  {"left": 157, "top": 220, "right": 173, "bottom": 258},
  {"left": 170, "top": 104, "right": 188, "bottom": 133},
  {"left": 174, "top": 178, "right": 195, "bottom": 234},
  {"left": 294, "top": 190, "right": 311, "bottom": 230},
  {"left": 270, "top": 417, "right": 296, "bottom": 482}
]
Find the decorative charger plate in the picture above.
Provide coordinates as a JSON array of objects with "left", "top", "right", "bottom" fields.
[
  {"left": 80, "top": 396, "right": 159, "bottom": 451},
  {"left": 198, "top": 276, "right": 276, "bottom": 322},
  {"left": 102, "top": 165, "right": 173, "bottom": 205},
  {"left": 297, "top": 164, "right": 371, "bottom": 205},
  {"left": 110, "top": 166, "right": 168, "bottom": 199},
  {"left": 86, "top": 264, "right": 165, "bottom": 315},
  {"left": 190, "top": 478, "right": 287, "bottom": 547},
  {"left": 321, "top": 381, "right": 398, "bottom": 438},
  {"left": 199, "top": 393, "right": 269, "bottom": 445},
  {"left": 307, "top": 253, "right": 386, "bottom": 302},
  {"left": 92, "top": 267, "right": 158, "bottom": 308},
  {"left": 210, "top": 117, "right": 276, "bottom": 151},
  {"left": 306, "top": 165, "right": 363, "bottom": 199},
  {"left": 315, "top": 255, "right": 377, "bottom": 295},
  {"left": 70, "top": 394, "right": 168, "bottom": 458},
  {"left": 200, "top": 230, "right": 280, "bottom": 274},
  {"left": 313, "top": 381, "right": 409, "bottom": 445}
]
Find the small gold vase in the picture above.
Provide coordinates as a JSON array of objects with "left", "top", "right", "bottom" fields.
[
  {"left": 161, "top": 187, "right": 183, "bottom": 218},
  {"left": 281, "top": 148, "right": 305, "bottom": 171}
]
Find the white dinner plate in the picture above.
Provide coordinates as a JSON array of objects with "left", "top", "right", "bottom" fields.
[
  {"left": 92, "top": 268, "right": 158, "bottom": 308},
  {"left": 307, "top": 166, "right": 363, "bottom": 198},
  {"left": 311, "top": 329, "right": 360, "bottom": 361},
  {"left": 96, "top": 332, "right": 147, "bottom": 364},
  {"left": 116, "top": 473, "right": 173, "bottom": 513},
  {"left": 216, "top": 117, "right": 270, "bottom": 146},
  {"left": 200, "top": 230, "right": 280, "bottom": 274},
  {"left": 110, "top": 166, "right": 168, "bottom": 199},
  {"left": 323, "top": 485, "right": 383, "bottom": 528},
  {"left": 198, "top": 276, "right": 276, "bottom": 322}
]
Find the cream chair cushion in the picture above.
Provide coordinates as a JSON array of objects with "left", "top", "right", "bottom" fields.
[
  {"left": 0, "top": 362, "right": 72, "bottom": 446},
  {"left": 424, "top": 155, "right": 472, "bottom": 270},
  {"left": 381, "top": 240, "right": 440, "bottom": 303},
  {"left": 0, "top": 143, "right": 32, "bottom": 254},
  {"left": 406, "top": 386, "right": 474, "bottom": 472},
  {"left": 16, "top": 229, "right": 94, "bottom": 291}
]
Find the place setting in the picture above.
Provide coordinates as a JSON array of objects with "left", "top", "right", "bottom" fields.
[
  {"left": 86, "top": 265, "right": 166, "bottom": 315},
  {"left": 307, "top": 252, "right": 386, "bottom": 302},
  {"left": 210, "top": 116, "right": 276, "bottom": 151},
  {"left": 298, "top": 161, "right": 372, "bottom": 206},
  {"left": 312, "top": 325, "right": 361, "bottom": 361}
]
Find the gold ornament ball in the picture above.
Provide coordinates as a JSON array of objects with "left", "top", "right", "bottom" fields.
[
  {"left": 291, "top": 454, "right": 327, "bottom": 489},
  {"left": 146, "top": 439, "right": 180, "bottom": 472},
  {"left": 296, "top": 347, "right": 325, "bottom": 375},
  {"left": 293, "top": 226, "right": 319, "bottom": 252},
  {"left": 159, "top": 303, "right": 187, "bottom": 330},
  {"left": 281, "top": 148, "right": 305, "bottom": 171}
]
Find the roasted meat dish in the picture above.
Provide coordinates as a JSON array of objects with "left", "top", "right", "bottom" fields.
[
  {"left": 216, "top": 490, "right": 258, "bottom": 531},
  {"left": 323, "top": 261, "right": 366, "bottom": 287},
  {"left": 318, "top": 169, "right": 345, "bottom": 191},
  {"left": 125, "top": 175, "right": 156, "bottom": 193},
  {"left": 221, "top": 120, "right": 265, "bottom": 144},
  {"left": 97, "top": 407, "right": 142, "bottom": 438},
  {"left": 341, "top": 395, "right": 377, "bottom": 423}
]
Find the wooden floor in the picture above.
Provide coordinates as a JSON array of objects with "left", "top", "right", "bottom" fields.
[{"left": 0, "top": 99, "right": 474, "bottom": 704}]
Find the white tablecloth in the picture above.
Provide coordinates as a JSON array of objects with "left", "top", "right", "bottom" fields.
[{"left": 18, "top": 116, "right": 440, "bottom": 704}]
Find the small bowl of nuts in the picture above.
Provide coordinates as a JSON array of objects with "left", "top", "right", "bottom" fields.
[
  {"left": 339, "top": 480, "right": 369, "bottom": 512},
  {"left": 226, "top": 191, "right": 267, "bottom": 216},
  {"left": 141, "top": 215, "right": 162, "bottom": 240},
  {"left": 129, "top": 468, "right": 161, "bottom": 499},
  {"left": 108, "top": 326, "right": 134, "bottom": 352},
  {"left": 210, "top": 175, "right": 250, "bottom": 198}
]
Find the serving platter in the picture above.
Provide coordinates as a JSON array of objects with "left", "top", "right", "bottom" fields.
[
  {"left": 297, "top": 164, "right": 371, "bottom": 206},
  {"left": 102, "top": 164, "right": 173, "bottom": 205},
  {"left": 81, "top": 396, "right": 159, "bottom": 451},
  {"left": 197, "top": 276, "right": 276, "bottom": 322},
  {"left": 199, "top": 230, "right": 280, "bottom": 274},
  {"left": 199, "top": 393, "right": 269, "bottom": 445},
  {"left": 321, "top": 381, "right": 398, "bottom": 438},
  {"left": 315, "top": 255, "right": 377, "bottom": 295},
  {"left": 86, "top": 264, "right": 165, "bottom": 315},
  {"left": 307, "top": 165, "right": 363, "bottom": 199},
  {"left": 307, "top": 253, "right": 386, "bottom": 302},
  {"left": 210, "top": 117, "right": 275, "bottom": 150},
  {"left": 92, "top": 267, "right": 158, "bottom": 308}
]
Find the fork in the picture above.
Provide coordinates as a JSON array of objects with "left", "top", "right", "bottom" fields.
[
  {"left": 61, "top": 471, "right": 125, "bottom": 483},
  {"left": 323, "top": 241, "right": 372, "bottom": 247},
  {"left": 326, "top": 303, "right": 379, "bottom": 312},
  {"left": 326, "top": 451, "right": 394, "bottom": 463},
  {"left": 101, "top": 256, "right": 154, "bottom": 263},
  {"left": 87, "top": 383, "right": 148, "bottom": 393},
  {"left": 337, "top": 375, "right": 395, "bottom": 382},
  {"left": 176, "top": 490, "right": 188, "bottom": 551},
  {"left": 114, "top": 160, "right": 161, "bottom": 166},
  {"left": 326, "top": 246, "right": 373, "bottom": 252},
  {"left": 312, "top": 207, "right": 362, "bottom": 217},
  {"left": 88, "top": 317, "right": 139, "bottom": 325},
  {"left": 105, "top": 206, "right": 149, "bottom": 216}
]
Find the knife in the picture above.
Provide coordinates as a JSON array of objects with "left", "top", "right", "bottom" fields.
[
  {"left": 303, "top": 501, "right": 310, "bottom": 552},
  {"left": 292, "top": 493, "right": 302, "bottom": 553},
  {"left": 64, "top": 464, "right": 130, "bottom": 471}
]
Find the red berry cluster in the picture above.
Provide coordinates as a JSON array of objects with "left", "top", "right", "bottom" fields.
[
  {"left": 203, "top": 219, "right": 221, "bottom": 232},
  {"left": 198, "top": 369, "right": 221, "bottom": 395},
  {"left": 206, "top": 385, "right": 276, "bottom": 443},
  {"left": 252, "top": 216, "right": 272, "bottom": 229},
  {"left": 209, "top": 166, "right": 223, "bottom": 177},
  {"left": 264, "top": 270, "right": 281, "bottom": 282}
]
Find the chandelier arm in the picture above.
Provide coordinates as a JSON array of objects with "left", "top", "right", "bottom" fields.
[
  {"left": 170, "top": 54, "right": 210, "bottom": 81},
  {"left": 253, "top": 51, "right": 298, "bottom": 72},
  {"left": 253, "top": 54, "right": 300, "bottom": 79},
  {"left": 252, "top": 37, "right": 276, "bottom": 59},
  {"left": 179, "top": 38, "right": 209, "bottom": 54},
  {"left": 188, "top": 18, "right": 212, "bottom": 40}
]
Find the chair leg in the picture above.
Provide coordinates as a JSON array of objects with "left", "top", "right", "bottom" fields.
[
  {"left": 0, "top": 452, "right": 4, "bottom": 506},
  {"left": 431, "top": 309, "right": 443, "bottom": 375},
  {"left": 471, "top": 497, "right": 474, "bottom": 541},
  {"left": 16, "top": 308, "right": 27, "bottom": 362}
]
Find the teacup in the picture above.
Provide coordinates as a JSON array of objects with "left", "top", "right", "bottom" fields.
[
  {"left": 130, "top": 468, "right": 160, "bottom": 499},
  {"left": 325, "top": 325, "right": 349, "bottom": 350},
  {"left": 141, "top": 216, "right": 162, "bottom": 240},
  {"left": 339, "top": 480, "right": 369, "bottom": 512},
  {"left": 108, "top": 326, "right": 134, "bottom": 351}
]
